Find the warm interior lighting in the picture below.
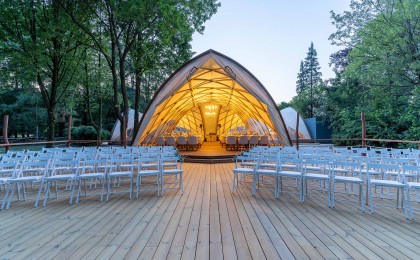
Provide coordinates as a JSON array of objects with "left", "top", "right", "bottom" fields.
[
  {"left": 205, "top": 105, "right": 218, "bottom": 110},
  {"left": 205, "top": 111, "right": 216, "bottom": 117}
]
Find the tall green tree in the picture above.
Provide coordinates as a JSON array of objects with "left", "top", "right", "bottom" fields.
[
  {"left": 66, "top": 0, "right": 220, "bottom": 146},
  {"left": 296, "top": 61, "right": 305, "bottom": 93},
  {"left": 329, "top": 0, "right": 420, "bottom": 145},
  {"left": 296, "top": 42, "right": 323, "bottom": 117},
  {"left": 0, "top": 0, "right": 85, "bottom": 145}
]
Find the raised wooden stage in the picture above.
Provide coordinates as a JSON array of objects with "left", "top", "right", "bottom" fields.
[
  {"left": 180, "top": 141, "right": 241, "bottom": 163},
  {"left": 1, "top": 163, "right": 420, "bottom": 259}
]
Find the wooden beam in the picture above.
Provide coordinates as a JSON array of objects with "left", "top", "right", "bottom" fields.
[
  {"left": 361, "top": 112, "right": 366, "bottom": 148},
  {"left": 67, "top": 115, "right": 72, "bottom": 148},
  {"left": 3, "top": 115, "right": 10, "bottom": 152},
  {"left": 295, "top": 112, "right": 300, "bottom": 150}
]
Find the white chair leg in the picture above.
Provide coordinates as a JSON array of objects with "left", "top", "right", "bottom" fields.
[
  {"left": 369, "top": 184, "right": 375, "bottom": 214},
  {"left": 1, "top": 183, "right": 12, "bottom": 210},
  {"left": 6, "top": 183, "right": 17, "bottom": 209},
  {"left": 407, "top": 188, "right": 414, "bottom": 219}
]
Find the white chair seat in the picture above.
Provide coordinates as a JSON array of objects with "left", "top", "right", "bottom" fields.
[
  {"left": 163, "top": 169, "right": 182, "bottom": 174},
  {"left": 45, "top": 174, "right": 76, "bottom": 181},
  {"left": 304, "top": 173, "right": 329, "bottom": 180},
  {"left": 331, "top": 168, "right": 349, "bottom": 173},
  {"left": 407, "top": 182, "right": 420, "bottom": 189},
  {"left": 0, "top": 177, "right": 11, "bottom": 183},
  {"left": 108, "top": 171, "right": 132, "bottom": 177},
  {"left": 278, "top": 171, "right": 301, "bottom": 177},
  {"left": 9, "top": 176, "right": 43, "bottom": 182},
  {"left": 0, "top": 169, "right": 14, "bottom": 174},
  {"left": 334, "top": 176, "right": 363, "bottom": 183},
  {"left": 138, "top": 170, "right": 160, "bottom": 176},
  {"left": 370, "top": 179, "right": 405, "bottom": 187},
  {"left": 233, "top": 168, "right": 254, "bottom": 173},
  {"left": 256, "top": 169, "right": 276, "bottom": 175},
  {"left": 142, "top": 163, "right": 158, "bottom": 168},
  {"left": 77, "top": 172, "right": 104, "bottom": 179}
]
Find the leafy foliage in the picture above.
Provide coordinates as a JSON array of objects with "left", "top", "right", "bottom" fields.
[
  {"left": 327, "top": 0, "right": 420, "bottom": 146},
  {"left": 71, "top": 125, "right": 110, "bottom": 140},
  {"left": 295, "top": 42, "right": 323, "bottom": 118}
]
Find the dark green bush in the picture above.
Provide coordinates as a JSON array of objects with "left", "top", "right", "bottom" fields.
[{"left": 71, "top": 126, "right": 110, "bottom": 140}]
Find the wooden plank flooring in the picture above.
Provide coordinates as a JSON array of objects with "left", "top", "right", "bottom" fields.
[{"left": 1, "top": 162, "right": 420, "bottom": 259}]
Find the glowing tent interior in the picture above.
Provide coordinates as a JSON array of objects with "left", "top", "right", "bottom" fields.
[{"left": 132, "top": 50, "right": 291, "bottom": 146}]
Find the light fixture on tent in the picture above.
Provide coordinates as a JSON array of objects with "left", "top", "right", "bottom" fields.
[
  {"left": 205, "top": 105, "right": 217, "bottom": 110},
  {"left": 203, "top": 92, "right": 218, "bottom": 117},
  {"left": 205, "top": 111, "right": 216, "bottom": 117}
]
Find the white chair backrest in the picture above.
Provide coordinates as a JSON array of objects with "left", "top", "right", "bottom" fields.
[{"left": 17, "top": 160, "right": 50, "bottom": 178}]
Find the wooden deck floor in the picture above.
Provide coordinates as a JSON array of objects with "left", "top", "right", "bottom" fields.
[{"left": 2, "top": 163, "right": 420, "bottom": 259}]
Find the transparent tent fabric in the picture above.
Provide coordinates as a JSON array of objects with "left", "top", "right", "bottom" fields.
[
  {"left": 280, "top": 107, "right": 312, "bottom": 140},
  {"left": 110, "top": 109, "right": 143, "bottom": 142}
]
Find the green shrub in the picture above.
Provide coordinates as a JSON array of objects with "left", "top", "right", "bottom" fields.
[{"left": 71, "top": 126, "right": 110, "bottom": 140}]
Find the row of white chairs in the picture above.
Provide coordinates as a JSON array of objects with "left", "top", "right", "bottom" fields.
[
  {"left": 232, "top": 151, "right": 420, "bottom": 219},
  {"left": 0, "top": 148, "right": 183, "bottom": 210}
]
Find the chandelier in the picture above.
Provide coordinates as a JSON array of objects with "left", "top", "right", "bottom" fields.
[
  {"left": 205, "top": 105, "right": 217, "bottom": 110},
  {"left": 205, "top": 111, "right": 216, "bottom": 117}
]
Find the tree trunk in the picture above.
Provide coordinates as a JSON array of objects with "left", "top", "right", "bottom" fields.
[
  {"left": 46, "top": 107, "right": 55, "bottom": 147},
  {"left": 132, "top": 71, "right": 142, "bottom": 144}
]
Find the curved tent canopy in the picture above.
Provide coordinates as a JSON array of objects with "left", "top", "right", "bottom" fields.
[
  {"left": 280, "top": 107, "right": 312, "bottom": 140},
  {"left": 133, "top": 49, "right": 291, "bottom": 146}
]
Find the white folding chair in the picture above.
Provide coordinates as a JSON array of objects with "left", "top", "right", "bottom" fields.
[
  {"left": 160, "top": 156, "right": 183, "bottom": 195},
  {"left": 277, "top": 157, "right": 303, "bottom": 201},
  {"left": 41, "top": 159, "right": 80, "bottom": 206},
  {"left": 2, "top": 160, "right": 50, "bottom": 209},
  {"left": 0, "top": 162, "right": 19, "bottom": 209},
  {"left": 302, "top": 159, "right": 331, "bottom": 206},
  {"left": 137, "top": 157, "right": 161, "bottom": 197},
  {"left": 330, "top": 161, "right": 364, "bottom": 212},
  {"left": 106, "top": 157, "right": 134, "bottom": 201},
  {"left": 232, "top": 155, "right": 257, "bottom": 195},
  {"left": 255, "top": 154, "right": 279, "bottom": 198},
  {"left": 76, "top": 159, "right": 107, "bottom": 203},
  {"left": 403, "top": 165, "right": 420, "bottom": 219},
  {"left": 367, "top": 163, "right": 408, "bottom": 218}
]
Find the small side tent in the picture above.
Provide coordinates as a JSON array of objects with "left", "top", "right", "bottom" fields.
[
  {"left": 110, "top": 109, "right": 142, "bottom": 143},
  {"left": 132, "top": 49, "right": 292, "bottom": 146},
  {"left": 280, "top": 107, "right": 312, "bottom": 140}
]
